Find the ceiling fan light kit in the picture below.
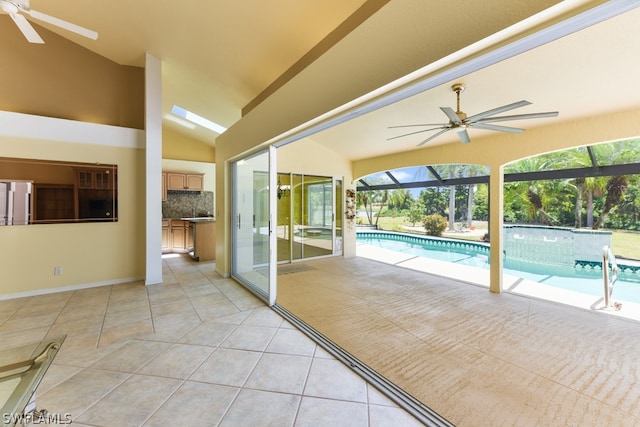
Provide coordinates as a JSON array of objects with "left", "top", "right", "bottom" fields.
[
  {"left": 388, "top": 83, "right": 558, "bottom": 146},
  {"left": 1, "top": 0, "right": 98, "bottom": 44}
]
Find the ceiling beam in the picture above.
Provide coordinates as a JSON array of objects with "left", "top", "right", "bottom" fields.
[{"left": 357, "top": 162, "right": 640, "bottom": 191}]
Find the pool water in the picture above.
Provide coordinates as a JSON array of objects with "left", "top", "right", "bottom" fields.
[{"left": 357, "top": 232, "right": 640, "bottom": 304}]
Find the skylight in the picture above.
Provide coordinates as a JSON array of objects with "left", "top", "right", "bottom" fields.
[
  {"left": 163, "top": 114, "right": 196, "bottom": 129},
  {"left": 171, "top": 105, "right": 227, "bottom": 134}
]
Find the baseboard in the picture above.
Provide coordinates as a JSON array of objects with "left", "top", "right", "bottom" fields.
[{"left": 0, "top": 276, "right": 144, "bottom": 301}]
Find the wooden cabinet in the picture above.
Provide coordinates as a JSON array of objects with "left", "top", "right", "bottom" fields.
[
  {"left": 192, "top": 221, "right": 216, "bottom": 261},
  {"left": 162, "top": 219, "right": 214, "bottom": 259},
  {"left": 170, "top": 220, "right": 186, "bottom": 250},
  {"left": 166, "top": 172, "right": 203, "bottom": 191},
  {"left": 76, "top": 168, "right": 114, "bottom": 190},
  {"left": 33, "top": 184, "right": 74, "bottom": 222},
  {"left": 164, "top": 219, "right": 194, "bottom": 252},
  {"left": 186, "top": 222, "right": 194, "bottom": 249},
  {"left": 162, "top": 173, "right": 167, "bottom": 202},
  {"left": 75, "top": 167, "right": 117, "bottom": 221},
  {"left": 162, "top": 220, "right": 170, "bottom": 251}
]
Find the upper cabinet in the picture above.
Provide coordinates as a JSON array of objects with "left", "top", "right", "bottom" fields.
[
  {"left": 76, "top": 168, "right": 114, "bottom": 190},
  {"left": 166, "top": 172, "right": 204, "bottom": 191},
  {"left": 74, "top": 167, "right": 117, "bottom": 221}
]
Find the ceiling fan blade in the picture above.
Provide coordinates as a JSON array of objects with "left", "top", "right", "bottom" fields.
[
  {"left": 455, "top": 129, "right": 471, "bottom": 144},
  {"left": 473, "top": 123, "right": 525, "bottom": 133},
  {"left": 440, "top": 107, "right": 462, "bottom": 124},
  {"left": 387, "top": 126, "right": 448, "bottom": 141},
  {"left": 27, "top": 9, "right": 98, "bottom": 40},
  {"left": 466, "top": 100, "right": 531, "bottom": 123},
  {"left": 388, "top": 123, "right": 448, "bottom": 129},
  {"left": 416, "top": 128, "right": 451, "bottom": 147},
  {"left": 9, "top": 13, "right": 44, "bottom": 43},
  {"left": 477, "top": 111, "right": 559, "bottom": 123}
]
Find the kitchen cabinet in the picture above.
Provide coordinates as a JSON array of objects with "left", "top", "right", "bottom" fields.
[
  {"left": 190, "top": 220, "right": 216, "bottom": 261},
  {"left": 186, "top": 221, "right": 194, "bottom": 249},
  {"left": 164, "top": 219, "right": 194, "bottom": 252},
  {"left": 162, "top": 173, "right": 167, "bottom": 202},
  {"left": 162, "top": 219, "right": 215, "bottom": 260},
  {"left": 170, "top": 220, "right": 186, "bottom": 250},
  {"left": 75, "top": 167, "right": 117, "bottom": 221},
  {"left": 76, "top": 168, "right": 114, "bottom": 190},
  {"left": 166, "top": 172, "right": 203, "bottom": 191},
  {"left": 162, "top": 220, "right": 170, "bottom": 251}
]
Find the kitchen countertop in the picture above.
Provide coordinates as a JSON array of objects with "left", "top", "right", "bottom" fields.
[
  {"left": 162, "top": 217, "right": 215, "bottom": 222},
  {"left": 181, "top": 217, "right": 215, "bottom": 222}
]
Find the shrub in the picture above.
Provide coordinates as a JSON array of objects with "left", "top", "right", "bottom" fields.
[{"left": 423, "top": 214, "right": 448, "bottom": 236}]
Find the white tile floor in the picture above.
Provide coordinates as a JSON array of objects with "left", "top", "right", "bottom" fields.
[{"left": 0, "top": 255, "right": 424, "bottom": 427}]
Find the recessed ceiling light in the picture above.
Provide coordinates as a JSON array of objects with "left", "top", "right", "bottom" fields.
[{"left": 171, "top": 105, "right": 227, "bottom": 134}]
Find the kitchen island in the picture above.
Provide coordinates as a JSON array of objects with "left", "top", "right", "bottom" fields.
[{"left": 183, "top": 218, "right": 216, "bottom": 262}]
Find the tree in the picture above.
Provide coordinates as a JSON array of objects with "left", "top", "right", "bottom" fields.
[
  {"left": 593, "top": 176, "right": 628, "bottom": 229},
  {"left": 408, "top": 200, "right": 426, "bottom": 226},
  {"left": 448, "top": 185, "right": 456, "bottom": 230},
  {"left": 388, "top": 189, "right": 412, "bottom": 210},
  {"left": 467, "top": 184, "right": 475, "bottom": 227},
  {"left": 420, "top": 188, "right": 447, "bottom": 216},
  {"left": 356, "top": 190, "right": 373, "bottom": 224},
  {"left": 374, "top": 190, "right": 389, "bottom": 227},
  {"left": 574, "top": 177, "right": 585, "bottom": 228}
]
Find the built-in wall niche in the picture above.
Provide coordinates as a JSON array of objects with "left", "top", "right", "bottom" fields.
[{"left": 0, "top": 157, "right": 117, "bottom": 225}]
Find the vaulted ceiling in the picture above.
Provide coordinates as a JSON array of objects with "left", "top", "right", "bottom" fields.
[{"left": 3, "top": 1, "right": 640, "bottom": 162}]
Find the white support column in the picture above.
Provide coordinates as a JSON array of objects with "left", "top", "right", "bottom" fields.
[
  {"left": 145, "top": 53, "right": 163, "bottom": 285},
  {"left": 489, "top": 165, "right": 504, "bottom": 294}
]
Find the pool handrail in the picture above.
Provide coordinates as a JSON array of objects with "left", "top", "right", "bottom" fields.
[{"left": 602, "top": 245, "right": 619, "bottom": 308}]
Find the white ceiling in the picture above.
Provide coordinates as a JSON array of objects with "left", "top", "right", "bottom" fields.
[
  {"left": 17, "top": 0, "right": 367, "bottom": 144},
  {"left": 309, "top": 5, "right": 640, "bottom": 160},
  {"left": 6, "top": 1, "right": 640, "bottom": 162}
]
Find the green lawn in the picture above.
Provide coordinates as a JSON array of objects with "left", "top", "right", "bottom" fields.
[
  {"left": 365, "top": 216, "right": 640, "bottom": 260},
  {"left": 610, "top": 230, "right": 640, "bottom": 260}
]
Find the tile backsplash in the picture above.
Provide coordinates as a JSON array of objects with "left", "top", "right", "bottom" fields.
[{"left": 163, "top": 191, "right": 214, "bottom": 219}]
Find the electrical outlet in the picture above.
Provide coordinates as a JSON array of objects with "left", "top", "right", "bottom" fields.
[{"left": 54, "top": 266, "right": 63, "bottom": 276}]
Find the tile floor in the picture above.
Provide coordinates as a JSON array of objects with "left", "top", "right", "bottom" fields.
[
  {"left": 0, "top": 255, "right": 424, "bottom": 427},
  {"left": 277, "top": 254, "right": 640, "bottom": 426}
]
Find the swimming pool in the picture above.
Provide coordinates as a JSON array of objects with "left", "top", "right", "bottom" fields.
[{"left": 357, "top": 230, "right": 640, "bottom": 304}]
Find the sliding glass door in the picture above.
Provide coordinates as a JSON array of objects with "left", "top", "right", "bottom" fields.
[
  {"left": 276, "top": 173, "right": 342, "bottom": 263},
  {"left": 231, "top": 149, "right": 276, "bottom": 304}
]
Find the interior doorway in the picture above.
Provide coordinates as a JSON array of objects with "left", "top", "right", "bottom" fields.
[{"left": 276, "top": 173, "right": 343, "bottom": 263}]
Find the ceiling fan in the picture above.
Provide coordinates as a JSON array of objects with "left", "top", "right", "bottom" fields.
[
  {"left": 388, "top": 83, "right": 558, "bottom": 146},
  {"left": 1, "top": 0, "right": 97, "bottom": 44}
]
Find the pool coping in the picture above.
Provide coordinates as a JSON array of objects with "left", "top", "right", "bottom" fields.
[{"left": 357, "top": 230, "right": 640, "bottom": 322}]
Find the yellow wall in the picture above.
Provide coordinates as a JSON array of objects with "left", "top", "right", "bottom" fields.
[
  {"left": 278, "top": 138, "right": 350, "bottom": 177},
  {"left": 163, "top": 127, "right": 216, "bottom": 163},
  {"left": 0, "top": 131, "right": 146, "bottom": 298},
  {"left": 0, "top": 15, "right": 148, "bottom": 298},
  {"left": 0, "top": 15, "right": 144, "bottom": 129}
]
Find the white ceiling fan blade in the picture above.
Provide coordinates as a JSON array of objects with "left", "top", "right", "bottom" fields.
[
  {"left": 466, "top": 100, "right": 532, "bottom": 123},
  {"left": 416, "top": 128, "right": 451, "bottom": 147},
  {"left": 388, "top": 123, "right": 448, "bottom": 129},
  {"left": 440, "top": 107, "right": 462, "bottom": 124},
  {"left": 473, "top": 123, "right": 525, "bottom": 133},
  {"left": 27, "top": 9, "right": 98, "bottom": 40},
  {"left": 9, "top": 13, "right": 44, "bottom": 43},
  {"left": 455, "top": 129, "right": 471, "bottom": 144},
  {"left": 477, "top": 111, "right": 559, "bottom": 124},
  {"left": 388, "top": 126, "right": 448, "bottom": 141}
]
